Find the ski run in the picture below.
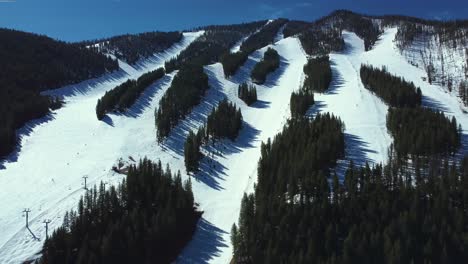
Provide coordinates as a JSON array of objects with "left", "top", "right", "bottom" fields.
[{"left": 0, "top": 27, "right": 467, "bottom": 263}]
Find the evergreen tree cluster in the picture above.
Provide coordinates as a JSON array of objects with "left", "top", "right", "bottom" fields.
[
  {"left": 0, "top": 28, "right": 118, "bottom": 157},
  {"left": 239, "top": 19, "right": 288, "bottom": 54},
  {"left": 184, "top": 129, "right": 204, "bottom": 174},
  {"left": 251, "top": 48, "right": 280, "bottom": 84},
  {"left": 220, "top": 51, "right": 249, "bottom": 78},
  {"left": 290, "top": 90, "right": 314, "bottom": 118},
  {"left": 164, "top": 21, "right": 266, "bottom": 74},
  {"left": 300, "top": 10, "right": 381, "bottom": 52},
  {"left": 79, "top": 32, "right": 183, "bottom": 65},
  {"left": 206, "top": 99, "right": 243, "bottom": 141},
  {"left": 220, "top": 19, "right": 288, "bottom": 78},
  {"left": 303, "top": 56, "right": 333, "bottom": 93},
  {"left": 336, "top": 10, "right": 382, "bottom": 51},
  {"left": 282, "top": 20, "right": 314, "bottom": 38},
  {"left": 360, "top": 65, "right": 422, "bottom": 108},
  {"left": 183, "top": 99, "right": 243, "bottom": 173},
  {"left": 164, "top": 30, "right": 245, "bottom": 73},
  {"left": 232, "top": 113, "right": 345, "bottom": 262},
  {"left": 459, "top": 81, "right": 468, "bottom": 106},
  {"left": 232, "top": 115, "right": 468, "bottom": 263},
  {"left": 41, "top": 158, "right": 200, "bottom": 264},
  {"left": 156, "top": 65, "right": 209, "bottom": 141},
  {"left": 96, "top": 68, "right": 165, "bottom": 120},
  {"left": 298, "top": 29, "right": 345, "bottom": 56},
  {"left": 237, "top": 83, "right": 258, "bottom": 105},
  {"left": 387, "top": 107, "right": 461, "bottom": 156}
]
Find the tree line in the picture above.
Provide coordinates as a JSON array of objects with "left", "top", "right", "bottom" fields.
[
  {"left": 251, "top": 48, "right": 280, "bottom": 84},
  {"left": 299, "top": 28, "right": 345, "bottom": 56},
  {"left": 387, "top": 107, "right": 460, "bottom": 156},
  {"left": 96, "top": 68, "right": 165, "bottom": 120},
  {"left": 303, "top": 56, "right": 332, "bottom": 93},
  {"left": 290, "top": 90, "right": 314, "bottom": 118},
  {"left": 219, "top": 19, "right": 288, "bottom": 78},
  {"left": 155, "top": 64, "right": 209, "bottom": 141},
  {"left": 360, "top": 64, "right": 422, "bottom": 108},
  {"left": 165, "top": 20, "right": 266, "bottom": 74},
  {"left": 41, "top": 158, "right": 200, "bottom": 264},
  {"left": 238, "top": 83, "right": 258, "bottom": 106},
  {"left": 359, "top": 64, "right": 460, "bottom": 157},
  {"left": 232, "top": 113, "right": 345, "bottom": 263},
  {"left": 79, "top": 31, "right": 183, "bottom": 65},
  {"left": 239, "top": 19, "right": 288, "bottom": 54},
  {"left": 231, "top": 114, "right": 468, "bottom": 263},
  {"left": 184, "top": 99, "right": 243, "bottom": 173},
  {"left": 0, "top": 28, "right": 118, "bottom": 158}
]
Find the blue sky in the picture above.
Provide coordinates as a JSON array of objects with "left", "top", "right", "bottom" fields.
[{"left": 0, "top": 0, "right": 467, "bottom": 42}]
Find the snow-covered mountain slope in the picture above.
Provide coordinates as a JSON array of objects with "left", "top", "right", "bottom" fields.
[
  {"left": 398, "top": 27, "right": 468, "bottom": 97},
  {"left": 178, "top": 37, "right": 307, "bottom": 264},
  {"left": 0, "top": 31, "right": 203, "bottom": 263},
  {"left": 0, "top": 23, "right": 467, "bottom": 264},
  {"left": 362, "top": 28, "right": 468, "bottom": 156},
  {"left": 311, "top": 31, "right": 392, "bottom": 170}
]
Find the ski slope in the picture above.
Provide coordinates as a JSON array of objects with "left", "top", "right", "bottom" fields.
[
  {"left": 0, "top": 31, "right": 203, "bottom": 263},
  {"left": 311, "top": 31, "right": 393, "bottom": 171},
  {"left": 178, "top": 37, "right": 306, "bottom": 264},
  {"left": 361, "top": 28, "right": 468, "bottom": 156},
  {"left": 0, "top": 25, "right": 466, "bottom": 264}
]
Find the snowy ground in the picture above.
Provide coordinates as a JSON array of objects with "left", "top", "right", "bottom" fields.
[
  {"left": 310, "top": 31, "right": 393, "bottom": 173},
  {"left": 361, "top": 28, "right": 468, "bottom": 158},
  {"left": 178, "top": 37, "right": 305, "bottom": 264},
  {"left": 0, "top": 31, "right": 203, "bottom": 263},
  {"left": 0, "top": 26, "right": 466, "bottom": 264}
]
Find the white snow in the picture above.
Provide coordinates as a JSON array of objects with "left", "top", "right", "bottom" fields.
[
  {"left": 362, "top": 28, "right": 468, "bottom": 156},
  {"left": 310, "top": 31, "right": 393, "bottom": 170},
  {"left": 0, "top": 24, "right": 466, "bottom": 264},
  {"left": 177, "top": 37, "right": 307, "bottom": 263},
  {"left": 0, "top": 31, "right": 203, "bottom": 263},
  {"left": 230, "top": 20, "right": 273, "bottom": 53}
]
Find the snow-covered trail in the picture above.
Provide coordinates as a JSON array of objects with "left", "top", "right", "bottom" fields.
[
  {"left": 178, "top": 37, "right": 307, "bottom": 264},
  {"left": 362, "top": 28, "right": 468, "bottom": 156},
  {"left": 0, "top": 31, "right": 203, "bottom": 263},
  {"left": 311, "top": 32, "right": 392, "bottom": 170}
]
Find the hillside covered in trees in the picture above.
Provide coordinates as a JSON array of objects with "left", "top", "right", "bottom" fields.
[
  {"left": 156, "top": 64, "right": 209, "bottom": 141},
  {"left": 0, "top": 28, "right": 118, "bottom": 157},
  {"left": 220, "top": 19, "right": 288, "bottom": 77},
  {"left": 251, "top": 48, "right": 280, "bottom": 84},
  {"left": 233, "top": 152, "right": 468, "bottom": 263},
  {"left": 360, "top": 65, "right": 422, "bottom": 108},
  {"left": 238, "top": 83, "right": 258, "bottom": 106},
  {"left": 80, "top": 31, "right": 183, "bottom": 65},
  {"left": 206, "top": 99, "right": 243, "bottom": 141},
  {"left": 165, "top": 21, "right": 265, "bottom": 72},
  {"left": 387, "top": 107, "right": 460, "bottom": 156},
  {"left": 41, "top": 158, "right": 200, "bottom": 264},
  {"left": 96, "top": 68, "right": 165, "bottom": 120},
  {"left": 303, "top": 56, "right": 333, "bottom": 93}
]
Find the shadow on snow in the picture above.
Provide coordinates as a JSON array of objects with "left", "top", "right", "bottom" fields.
[
  {"left": 334, "top": 133, "right": 377, "bottom": 181},
  {"left": 0, "top": 113, "right": 56, "bottom": 170},
  {"left": 177, "top": 218, "right": 228, "bottom": 264}
]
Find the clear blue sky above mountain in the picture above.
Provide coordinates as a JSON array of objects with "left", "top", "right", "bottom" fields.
[{"left": 0, "top": 0, "right": 467, "bottom": 42}]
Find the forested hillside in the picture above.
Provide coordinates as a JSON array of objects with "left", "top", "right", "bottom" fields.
[
  {"left": 360, "top": 65, "right": 422, "bottom": 108},
  {"left": 220, "top": 19, "right": 288, "bottom": 77},
  {"left": 0, "top": 28, "right": 118, "bottom": 157},
  {"left": 155, "top": 64, "right": 209, "bottom": 141},
  {"left": 251, "top": 48, "right": 280, "bottom": 84},
  {"left": 79, "top": 31, "right": 183, "bottom": 65},
  {"left": 41, "top": 159, "right": 200, "bottom": 264},
  {"left": 165, "top": 21, "right": 265, "bottom": 72},
  {"left": 96, "top": 68, "right": 165, "bottom": 120}
]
